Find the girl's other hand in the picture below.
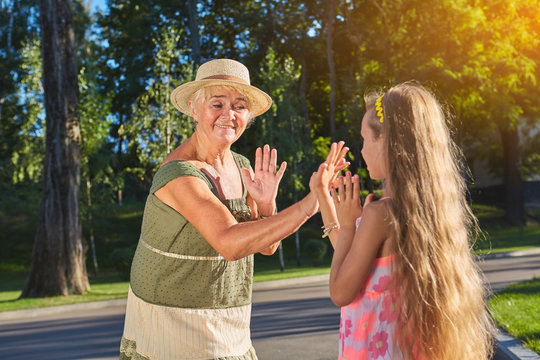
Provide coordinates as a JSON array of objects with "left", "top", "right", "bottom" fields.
[{"left": 331, "top": 172, "right": 372, "bottom": 228}]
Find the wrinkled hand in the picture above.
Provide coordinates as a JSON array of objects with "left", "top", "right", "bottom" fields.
[
  {"left": 310, "top": 141, "right": 350, "bottom": 193},
  {"left": 331, "top": 172, "right": 373, "bottom": 228},
  {"left": 241, "top": 144, "right": 286, "bottom": 215}
]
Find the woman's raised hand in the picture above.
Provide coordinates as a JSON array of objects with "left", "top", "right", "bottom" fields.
[
  {"left": 241, "top": 144, "right": 286, "bottom": 216},
  {"left": 309, "top": 141, "right": 350, "bottom": 193},
  {"left": 331, "top": 172, "right": 373, "bottom": 228}
]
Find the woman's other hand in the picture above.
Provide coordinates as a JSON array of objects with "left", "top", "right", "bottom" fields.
[
  {"left": 241, "top": 144, "right": 286, "bottom": 216},
  {"left": 331, "top": 172, "right": 373, "bottom": 228}
]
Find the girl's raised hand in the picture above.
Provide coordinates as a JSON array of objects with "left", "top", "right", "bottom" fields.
[
  {"left": 331, "top": 172, "right": 373, "bottom": 228},
  {"left": 241, "top": 144, "right": 286, "bottom": 215},
  {"left": 310, "top": 141, "right": 350, "bottom": 193}
]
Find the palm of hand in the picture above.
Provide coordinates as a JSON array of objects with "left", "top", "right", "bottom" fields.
[
  {"left": 245, "top": 171, "right": 280, "bottom": 205},
  {"left": 241, "top": 145, "right": 286, "bottom": 211},
  {"left": 310, "top": 164, "right": 335, "bottom": 192}
]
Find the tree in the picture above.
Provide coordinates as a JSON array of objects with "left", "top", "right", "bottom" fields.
[
  {"left": 21, "top": 0, "right": 89, "bottom": 297},
  {"left": 125, "top": 27, "right": 194, "bottom": 177},
  {"left": 325, "top": 0, "right": 337, "bottom": 138},
  {"left": 10, "top": 37, "right": 45, "bottom": 184},
  {"left": 0, "top": 0, "right": 41, "bottom": 184},
  {"left": 79, "top": 61, "right": 113, "bottom": 275},
  {"left": 341, "top": 0, "right": 540, "bottom": 225},
  {"left": 254, "top": 49, "right": 315, "bottom": 268}
]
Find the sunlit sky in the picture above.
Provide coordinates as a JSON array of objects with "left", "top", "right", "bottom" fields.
[{"left": 87, "top": 0, "right": 107, "bottom": 14}]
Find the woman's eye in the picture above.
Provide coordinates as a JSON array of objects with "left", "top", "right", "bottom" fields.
[
  {"left": 212, "top": 104, "right": 223, "bottom": 108},
  {"left": 234, "top": 105, "right": 246, "bottom": 111}
]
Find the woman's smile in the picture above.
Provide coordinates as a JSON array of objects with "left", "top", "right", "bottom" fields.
[{"left": 215, "top": 123, "right": 235, "bottom": 130}]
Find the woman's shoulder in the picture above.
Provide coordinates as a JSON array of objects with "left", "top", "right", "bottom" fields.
[
  {"left": 151, "top": 161, "right": 210, "bottom": 194},
  {"left": 231, "top": 150, "right": 251, "bottom": 168}
]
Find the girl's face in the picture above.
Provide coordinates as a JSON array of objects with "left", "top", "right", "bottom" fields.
[
  {"left": 190, "top": 86, "right": 251, "bottom": 146},
  {"left": 360, "top": 110, "right": 387, "bottom": 180}
]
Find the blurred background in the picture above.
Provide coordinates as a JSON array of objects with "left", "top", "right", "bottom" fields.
[{"left": 1, "top": 0, "right": 539, "bottom": 288}]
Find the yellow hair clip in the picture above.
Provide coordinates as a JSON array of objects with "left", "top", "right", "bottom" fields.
[{"left": 375, "top": 95, "right": 384, "bottom": 123}]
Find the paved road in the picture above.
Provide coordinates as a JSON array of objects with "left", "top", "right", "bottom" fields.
[
  {"left": 251, "top": 280, "right": 339, "bottom": 360},
  {"left": 0, "top": 253, "right": 538, "bottom": 360},
  {"left": 480, "top": 253, "right": 540, "bottom": 292}
]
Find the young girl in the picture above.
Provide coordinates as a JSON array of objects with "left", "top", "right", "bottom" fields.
[{"left": 311, "top": 83, "right": 494, "bottom": 359}]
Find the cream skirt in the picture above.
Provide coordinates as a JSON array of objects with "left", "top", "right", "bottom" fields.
[{"left": 120, "top": 287, "right": 257, "bottom": 360}]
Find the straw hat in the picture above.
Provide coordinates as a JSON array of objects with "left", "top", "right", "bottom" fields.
[{"left": 170, "top": 59, "right": 272, "bottom": 117}]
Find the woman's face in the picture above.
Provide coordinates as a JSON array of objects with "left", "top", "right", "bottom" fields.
[
  {"left": 360, "top": 110, "right": 387, "bottom": 180},
  {"left": 190, "top": 86, "right": 251, "bottom": 146}
]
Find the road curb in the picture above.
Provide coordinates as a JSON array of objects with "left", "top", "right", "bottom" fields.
[
  {"left": 478, "top": 247, "right": 540, "bottom": 260},
  {"left": 495, "top": 328, "right": 540, "bottom": 360},
  {"left": 253, "top": 273, "right": 330, "bottom": 290}
]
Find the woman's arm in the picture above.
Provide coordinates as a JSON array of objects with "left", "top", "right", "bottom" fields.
[
  {"left": 309, "top": 142, "right": 350, "bottom": 248},
  {"left": 155, "top": 178, "right": 317, "bottom": 261}
]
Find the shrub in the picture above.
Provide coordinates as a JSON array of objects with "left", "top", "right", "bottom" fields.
[
  {"left": 110, "top": 245, "right": 137, "bottom": 280},
  {"left": 303, "top": 239, "right": 328, "bottom": 267}
]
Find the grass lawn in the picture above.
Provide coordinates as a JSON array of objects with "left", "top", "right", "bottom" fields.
[
  {"left": 472, "top": 204, "right": 540, "bottom": 254},
  {"left": 489, "top": 277, "right": 540, "bottom": 354},
  {"left": 0, "top": 272, "right": 129, "bottom": 312}
]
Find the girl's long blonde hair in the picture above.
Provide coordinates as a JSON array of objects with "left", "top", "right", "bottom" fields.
[{"left": 365, "top": 82, "right": 494, "bottom": 359}]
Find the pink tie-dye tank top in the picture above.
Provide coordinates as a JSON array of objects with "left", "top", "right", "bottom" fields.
[{"left": 339, "top": 214, "right": 400, "bottom": 360}]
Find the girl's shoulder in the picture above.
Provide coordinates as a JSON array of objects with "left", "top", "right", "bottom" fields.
[
  {"left": 361, "top": 198, "right": 393, "bottom": 247},
  {"left": 363, "top": 197, "right": 392, "bottom": 220}
]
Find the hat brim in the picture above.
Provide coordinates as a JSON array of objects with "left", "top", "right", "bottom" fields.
[{"left": 170, "top": 79, "right": 272, "bottom": 117}]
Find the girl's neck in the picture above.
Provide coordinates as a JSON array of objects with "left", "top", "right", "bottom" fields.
[{"left": 382, "top": 178, "right": 393, "bottom": 198}]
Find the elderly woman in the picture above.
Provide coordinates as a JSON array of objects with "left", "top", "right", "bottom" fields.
[{"left": 120, "top": 59, "right": 348, "bottom": 360}]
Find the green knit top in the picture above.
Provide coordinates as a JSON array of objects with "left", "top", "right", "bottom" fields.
[{"left": 130, "top": 151, "right": 254, "bottom": 309}]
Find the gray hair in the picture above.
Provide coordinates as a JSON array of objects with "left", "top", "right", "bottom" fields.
[{"left": 190, "top": 85, "right": 255, "bottom": 124}]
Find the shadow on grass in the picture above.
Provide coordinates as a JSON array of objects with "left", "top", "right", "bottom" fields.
[
  {"left": 497, "top": 277, "right": 540, "bottom": 296},
  {"left": 0, "top": 271, "right": 27, "bottom": 293},
  {"left": 0, "top": 298, "right": 20, "bottom": 304}
]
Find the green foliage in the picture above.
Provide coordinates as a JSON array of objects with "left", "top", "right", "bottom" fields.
[
  {"left": 248, "top": 49, "right": 316, "bottom": 206},
  {"left": 125, "top": 27, "right": 194, "bottom": 175},
  {"left": 10, "top": 37, "right": 45, "bottom": 184},
  {"left": 303, "top": 239, "right": 328, "bottom": 267},
  {"left": 110, "top": 245, "right": 137, "bottom": 281}
]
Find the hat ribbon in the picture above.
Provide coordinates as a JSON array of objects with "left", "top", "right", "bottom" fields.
[{"left": 201, "top": 74, "right": 249, "bottom": 85}]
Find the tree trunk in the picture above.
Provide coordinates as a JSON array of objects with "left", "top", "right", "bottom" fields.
[
  {"left": 278, "top": 242, "right": 285, "bottom": 272},
  {"left": 0, "top": 0, "right": 16, "bottom": 122},
  {"left": 21, "top": 0, "right": 89, "bottom": 298},
  {"left": 187, "top": 0, "right": 201, "bottom": 65},
  {"left": 499, "top": 124, "right": 525, "bottom": 226},
  {"left": 117, "top": 114, "right": 123, "bottom": 205},
  {"left": 166, "top": 63, "right": 172, "bottom": 154},
  {"left": 86, "top": 173, "right": 99, "bottom": 276},
  {"left": 326, "top": 0, "right": 337, "bottom": 138},
  {"left": 299, "top": 55, "right": 309, "bottom": 123}
]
